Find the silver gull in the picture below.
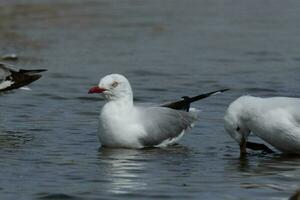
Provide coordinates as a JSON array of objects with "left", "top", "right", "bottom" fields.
[
  {"left": 89, "top": 73, "right": 228, "bottom": 149},
  {"left": 224, "top": 95, "right": 300, "bottom": 155}
]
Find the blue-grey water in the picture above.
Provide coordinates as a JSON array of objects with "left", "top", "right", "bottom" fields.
[{"left": 0, "top": 0, "right": 300, "bottom": 199}]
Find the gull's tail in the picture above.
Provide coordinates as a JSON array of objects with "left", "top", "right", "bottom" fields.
[{"left": 162, "top": 89, "right": 229, "bottom": 111}]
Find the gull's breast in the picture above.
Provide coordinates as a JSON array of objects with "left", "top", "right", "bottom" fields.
[{"left": 98, "top": 105, "right": 144, "bottom": 148}]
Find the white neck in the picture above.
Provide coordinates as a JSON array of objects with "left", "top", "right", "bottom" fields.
[{"left": 105, "top": 94, "right": 134, "bottom": 113}]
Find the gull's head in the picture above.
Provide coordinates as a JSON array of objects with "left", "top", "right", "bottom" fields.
[
  {"left": 88, "top": 74, "right": 133, "bottom": 101},
  {"left": 224, "top": 96, "right": 251, "bottom": 155}
]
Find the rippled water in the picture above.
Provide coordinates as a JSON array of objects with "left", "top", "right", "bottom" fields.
[{"left": 0, "top": 0, "right": 300, "bottom": 199}]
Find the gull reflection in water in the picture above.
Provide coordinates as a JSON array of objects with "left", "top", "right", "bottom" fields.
[
  {"left": 98, "top": 148, "right": 148, "bottom": 194},
  {"left": 97, "top": 145, "right": 191, "bottom": 195}
]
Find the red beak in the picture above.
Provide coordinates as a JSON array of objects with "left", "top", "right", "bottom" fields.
[{"left": 88, "top": 86, "right": 107, "bottom": 94}]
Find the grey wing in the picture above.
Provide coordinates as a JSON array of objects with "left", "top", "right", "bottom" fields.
[
  {"left": 260, "top": 108, "right": 300, "bottom": 153},
  {"left": 138, "top": 107, "right": 198, "bottom": 147}
]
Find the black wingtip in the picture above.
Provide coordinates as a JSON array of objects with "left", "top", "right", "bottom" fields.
[
  {"left": 0, "top": 72, "right": 44, "bottom": 93},
  {"left": 189, "top": 88, "right": 230, "bottom": 102},
  {"left": 219, "top": 89, "right": 230, "bottom": 92},
  {"left": 246, "top": 141, "right": 275, "bottom": 153},
  {"left": 210, "top": 88, "right": 230, "bottom": 95},
  {"left": 19, "top": 69, "right": 47, "bottom": 74},
  {"left": 162, "top": 88, "right": 230, "bottom": 111},
  {"left": 30, "top": 74, "right": 43, "bottom": 81}
]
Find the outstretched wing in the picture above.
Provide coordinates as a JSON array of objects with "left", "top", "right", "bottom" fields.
[
  {"left": 162, "top": 89, "right": 229, "bottom": 111},
  {"left": 138, "top": 107, "right": 198, "bottom": 147},
  {"left": 0, "top": 62, "right": 46, "bottom": 92}
]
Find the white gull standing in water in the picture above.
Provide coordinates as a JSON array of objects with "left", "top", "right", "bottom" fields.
[
  {"left": 89, "top": 74, "right": 228, "bottom": 148},
  {"left": 224, "top": 95, "right": 300, "bottom": 155},
  {"left": 0, "top": 62, "right": 46, "bottom": 92}
]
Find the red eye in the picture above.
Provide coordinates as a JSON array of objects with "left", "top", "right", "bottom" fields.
[{"left": 111, "top": 81, "right": 118, "bottom": 88}]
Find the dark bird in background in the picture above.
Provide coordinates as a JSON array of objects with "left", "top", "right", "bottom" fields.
[
  {"left": 0, "top": 62, "right": 46, "bottom": 92},
  {"left": 290, "top": 189, "right": 300, "bottom": 200}
]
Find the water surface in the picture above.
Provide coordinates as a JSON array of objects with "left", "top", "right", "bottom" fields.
[{"left": 0, "top": 1, "right": 300, "bottom": 199}]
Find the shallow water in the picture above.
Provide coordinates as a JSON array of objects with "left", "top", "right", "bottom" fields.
[{"left": 0, "top": 0, "right": 300, "bottom": 199}]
